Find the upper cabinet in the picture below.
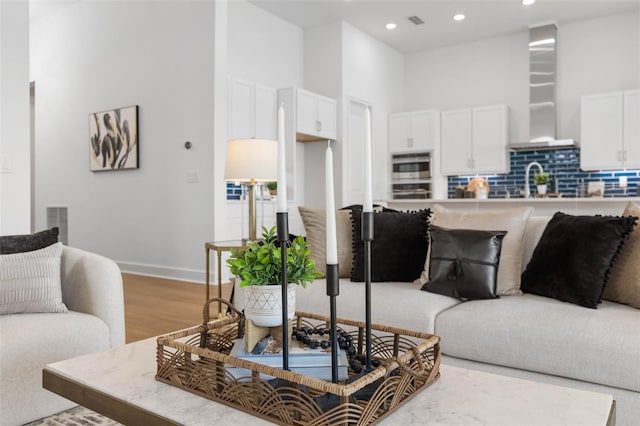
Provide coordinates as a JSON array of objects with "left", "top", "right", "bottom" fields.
[
  {"left": 228, "top": 77, "right": 277, "bottom": 140},
  {"left": 581, "top": 90, "right": 640, "bottom": 170},
  {"left": 388, "top": 109, "right": 439, "bottom": 153},
  {"left": 440, "top": 105, "right": 509, "bottom": 175},
  {"left": 291, "top": 88, "right": 337, "bottom": 141}
]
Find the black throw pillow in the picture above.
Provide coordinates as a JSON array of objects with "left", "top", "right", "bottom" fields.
[
  {"left": 351, "top": 209, "right": 430, "bottom": 282},
  {"left": 421, "top": 225, "right": 506, "bottom": 300},
  {"left": 0, "top": 227, "right": 59, "bottom": 254},
  {"left": 340, "top": 204, "right": 398, "bottom": 213},
  {"left": 521, "top": 212, "right": 638, "bottom": 309}
]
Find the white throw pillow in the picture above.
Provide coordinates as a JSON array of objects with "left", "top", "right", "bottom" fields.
[
  {"left": 416, "top": 205, "right": 533, "bottom": 296},
  {"left": 0, "top": 242, "right": 68, "bottom": 314}
]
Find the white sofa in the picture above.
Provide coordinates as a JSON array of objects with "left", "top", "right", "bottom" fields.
[
  {"left": 295, "top": 216, "right": 640, "bottom": 425},
  {"left": 0, "top": 246, "right": 125, "bottom": 426}
]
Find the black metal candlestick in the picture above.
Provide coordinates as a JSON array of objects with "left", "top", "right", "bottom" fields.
[
  {"left": 277, "top": 211, "right": 290, "bottom": 371},
  {"left": 361, "top": 211, "right": 374, "bottom": 370},
  {"left": 326, "top": 263, "right": 340, "bottom": 383}
]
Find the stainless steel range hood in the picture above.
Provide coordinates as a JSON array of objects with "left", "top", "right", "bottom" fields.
[{"left": 509, "top": 23, "right": 577, "bottom": 150}]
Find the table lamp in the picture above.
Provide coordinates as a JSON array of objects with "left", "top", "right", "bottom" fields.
[{"left": 224, "top": 139, "right": 278, "bottom": 242}]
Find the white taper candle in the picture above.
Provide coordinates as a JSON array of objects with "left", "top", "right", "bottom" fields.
[
  {"left": 277, "top": 104, "right": 287, "bottom": 212},
  {"left": 326, "top": 141, "right": 338, "bottom": 265},
  {"left": 363, "top": 106, "right": 373, "bottom": 213}
]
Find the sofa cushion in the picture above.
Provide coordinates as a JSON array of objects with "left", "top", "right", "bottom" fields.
[
  {"left": 418, "top": 205, "right": 533, "bottom": 296},
  {"left": 604, "top": 201, "right": 640, "bottom": 308},
  {"left": 0, "top": 242, "right": 68, "bottom": 314},
  {"left": 0, "top": 311, "right": 111, "bottom": 425},
  {"left": 351, "top": 209, "right": 431, "bottom": 282},
  {"left": 299, "top": 207, "right": 354, "bottom": 278},
  {"left": 435, "top": 294, "right": 640, "bottom": 392},
  {"left": 520, "top": 216, "right": 551, "bottom": 272},
  {"left": 292, "top": 278, "right": 461, "bottom": 334},
  {"left": 521, "top": 212, "right": 637, "bottom": 309},
  {"left": 0, "top": 227, "right": 59, "bottom": 254},
  {"left": 422, "top": 226, "right": 506, "bottom": 300}
]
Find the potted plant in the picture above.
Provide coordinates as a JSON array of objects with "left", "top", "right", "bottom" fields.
[
  {"left": 227, "top": 226, "right": 322, "bottom": 327},
  {"left": 534, "top": 172, "right": 549, "bottom": 195},
  {"left": 266, "top": 181, "right": 277, "bottom": 196}
]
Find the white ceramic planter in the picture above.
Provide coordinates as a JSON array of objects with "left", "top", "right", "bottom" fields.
[
  {"left": 537, "top": 184, "right": 547, "bottom": 195},
  {"left": 244, "top": 284, "right": 296, "bottom": 327}
]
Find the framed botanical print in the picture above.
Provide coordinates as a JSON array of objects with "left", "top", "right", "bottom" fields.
[{"left": 89, "top": 105, "right": 139, "bottom": 171}]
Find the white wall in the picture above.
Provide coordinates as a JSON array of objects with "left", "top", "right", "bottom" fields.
[
  {"left": 228, "top": 0, "right": 304, "bottom": 89},
  {"left": 404, "top": 11, "right": 640, "bottom": 144},
  {"left": 31, "top": 1, "right": 216, "bottom": 281},
  {"left": 221, "top": 0, "right": 305, "bottom": 239},
  {"left": 341, "top": 22, "right": 404, "bottom": 204},
  {"left": 303, "top": 22, "right": 343, "bottom": 209},
  {"left": 405, "top": 31, "right": 528, "bottom": 143},
  {"left": 29, "top": 0, "right": 304, "bottom": 282},
  {"left": 558, "top": 10, "right": 640, "bottom": 140},
  {"left": 301, "top": 21, "right": 404, "bottom": 208},
  {"left": 0, "top": 1, "right": 30, "bottom": 235}
]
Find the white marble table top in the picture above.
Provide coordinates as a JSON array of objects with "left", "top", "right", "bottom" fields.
[{"left": 45, "top": 337, "right": 613, "bottom": 425}]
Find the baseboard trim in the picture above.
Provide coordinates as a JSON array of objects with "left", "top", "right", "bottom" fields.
[{"left": 116, "top": 261, "right": 222, "bottom": 284}]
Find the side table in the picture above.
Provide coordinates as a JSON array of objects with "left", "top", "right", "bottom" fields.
[{"left": 204, "top": 240, "right": 246, "bottom": 318}]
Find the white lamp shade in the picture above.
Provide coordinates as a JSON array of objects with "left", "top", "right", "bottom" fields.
[{"left": 224, "top": 139, "right": 278, "bottom": 182}]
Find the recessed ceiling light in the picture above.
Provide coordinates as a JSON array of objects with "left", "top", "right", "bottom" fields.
[
  {"left": 453, "top": 14, "right": 466, "bottom": 21},
  {"left": 522, "top": 0, "right": 536, "bottom": 5},
  {"left": 386, "top": 22, "right": 397, "bottom": 30}
]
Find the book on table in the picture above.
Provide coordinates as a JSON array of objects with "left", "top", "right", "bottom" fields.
[{"left": 226, "top": 337, "right": 349, "bottom": 381}]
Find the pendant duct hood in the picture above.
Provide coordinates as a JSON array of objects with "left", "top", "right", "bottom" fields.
[{"left": 509, "top": 23, "right": 577, "bottom": 150}]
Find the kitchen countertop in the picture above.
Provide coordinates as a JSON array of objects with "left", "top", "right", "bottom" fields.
[{"left": 384, "top": 197, "right": 640, "bottom": 216}]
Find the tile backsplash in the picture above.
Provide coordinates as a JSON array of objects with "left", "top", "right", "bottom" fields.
[{"left": 448, "top": 148, "right": 639, "bottom": 199}]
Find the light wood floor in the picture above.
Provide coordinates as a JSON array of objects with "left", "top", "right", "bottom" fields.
[{"left": 123, "top": 273, "right": 232, "bottom": 343}]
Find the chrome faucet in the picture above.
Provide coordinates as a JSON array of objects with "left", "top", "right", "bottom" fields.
[{"left": 525, "top": 161, "right": 544, "bottom": 198}]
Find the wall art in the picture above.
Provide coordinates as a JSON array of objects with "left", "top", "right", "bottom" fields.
[{"left": 89, "top": 105, "right": 138, "bottom": 171}]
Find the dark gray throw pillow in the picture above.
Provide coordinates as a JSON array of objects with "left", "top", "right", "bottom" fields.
[
  {"left": 421, "top": 225, "right": 506, "bottom": 300},
  {"left": 521, "top": 212, "right": 637, "bottom": 309},
  {"left": 351, "top": 209, "right": 430, "bottom": 282},
  {"left": 0, "top": 227, "right": 59, "bottom": 254}
]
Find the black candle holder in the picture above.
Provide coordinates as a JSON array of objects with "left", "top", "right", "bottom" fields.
[
  {"left": 361, "top": 211, "right": 374, "bottom": 370},
  {"left": 325, "top": 263, "right": 340, "bottom": 383},
  {"left": 276, "top": 211, "right": 290, "bottom": 371}
]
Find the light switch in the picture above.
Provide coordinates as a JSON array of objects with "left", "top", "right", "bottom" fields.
[
  {"left": 186, "top": 171, "right": 200, "bottom": 183},
  {"left": 0, "top": 156, "right": 11, "bottom": 173}
]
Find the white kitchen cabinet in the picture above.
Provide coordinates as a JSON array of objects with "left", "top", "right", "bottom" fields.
[
  {"left": 277, "top": 87, "right": 339, "bottom": 206},
  {"left": 581, "top": 90, "right": 640, "bottom": 170},
  {"left": 624, "top": 90, "right": 640, "bottom": 167},
  {"left": 388, "top": 109, "right": 438, "bottom": 153},
  {"left": 294, "top": 88, "right": 337, "bottom": 141},
  {"left": 228, "top": 77, "right": 277, "bottom": 141},
  {"left": 440, "top": 109, "right": 472, "bottom": 175},
  {"left": 440, "top": 105, "right": 509, "bottom": 175},
  {"left": 472, "top": 105, "right": 509, "bottom": 173}
]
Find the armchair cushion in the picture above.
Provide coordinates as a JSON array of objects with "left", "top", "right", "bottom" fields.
[{"left": 0, "top": 242, "right": 68, "bottom": 314}]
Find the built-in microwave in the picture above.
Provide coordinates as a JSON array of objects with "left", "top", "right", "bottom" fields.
[
  {"left": 391, "top": 153, "right": 431, "bottom": 180},
  {"left": 390, "top": 152, "right": 432, "bottom": 199}
]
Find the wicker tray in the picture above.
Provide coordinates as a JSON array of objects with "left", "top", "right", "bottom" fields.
[{"left": 156, "top": 299, "right": 441, "bottom": 425}]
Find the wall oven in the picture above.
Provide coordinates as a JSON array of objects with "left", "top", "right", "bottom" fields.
[{"left": 391, "top": 152, "right": 432, "bottom": 199}]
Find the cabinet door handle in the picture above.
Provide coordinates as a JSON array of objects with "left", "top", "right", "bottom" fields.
[
  {"left": 408, "top": 138, "right": 413, "bottom": 148},
  {"left": 624, "top": 150, "right": 628, "bottom": 162},
  {"left": 618, "top": 150, "right": 622, "bottom": 162}
]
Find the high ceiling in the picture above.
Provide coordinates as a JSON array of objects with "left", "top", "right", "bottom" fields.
[
  {"left": 29, "top": 1, "right": 640, "bottom": 54},
  {"left": 248, "top": 0, "right": 640, "bottom": 53}
]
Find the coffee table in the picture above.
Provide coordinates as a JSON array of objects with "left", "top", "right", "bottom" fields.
[{"left": 43, "top": 337, "right": 615, "bottom": 425}]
